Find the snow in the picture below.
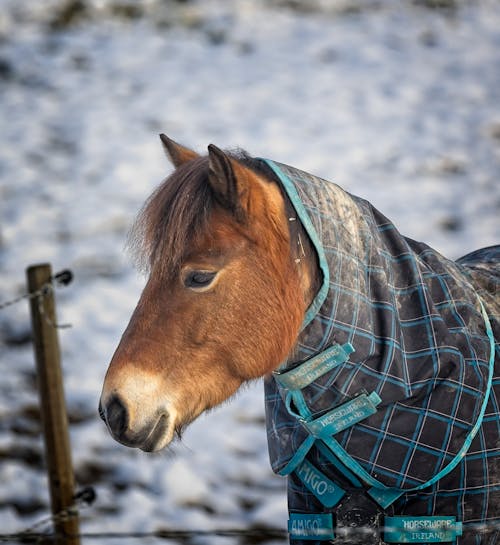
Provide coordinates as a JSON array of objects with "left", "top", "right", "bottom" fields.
[{"left": 0, "top": 0, "right": 499, "bottom": 542}]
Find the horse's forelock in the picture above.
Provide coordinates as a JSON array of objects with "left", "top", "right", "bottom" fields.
[
  {"left": 126, "top": 150, "right": 301, "bottom": 283},
  {"left": 127, "top": 156, "right": 213, "bottom": 281}
]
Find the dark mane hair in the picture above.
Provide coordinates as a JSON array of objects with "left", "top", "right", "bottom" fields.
[{"left": 128, "top": 150, "right": 281, "bottom": 281}]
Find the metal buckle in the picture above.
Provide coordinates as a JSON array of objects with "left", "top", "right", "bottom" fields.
[{"left": 334, "top": 491, "right": 384, "bottom": 545}]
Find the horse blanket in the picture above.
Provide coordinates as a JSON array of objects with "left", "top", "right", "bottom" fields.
[{"left": 262, "top": 160, "right": 500, "bottom": 545}]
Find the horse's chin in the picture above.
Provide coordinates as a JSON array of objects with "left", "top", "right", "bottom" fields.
[
  {"left": 139, "top": 404, "right": 211, "bottom": 452},
  {"left": 138, "top": 413, "right": 174, "bottom": 452},
  {"left": 108, "top": 411, "right": 177, "bottom": 453}
]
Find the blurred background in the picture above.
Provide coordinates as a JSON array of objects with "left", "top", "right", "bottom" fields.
[{"left": 0, "top": 0, "right": 499, "bottom": 543}]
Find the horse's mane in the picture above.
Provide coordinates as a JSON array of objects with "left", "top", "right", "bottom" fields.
[{"left": 128, "top": 150, "right": 282, "bottom": 281}]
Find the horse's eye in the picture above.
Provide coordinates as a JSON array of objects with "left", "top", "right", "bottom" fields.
[{"left": 184, "top": 270, "right": 217, "bottom": 289}]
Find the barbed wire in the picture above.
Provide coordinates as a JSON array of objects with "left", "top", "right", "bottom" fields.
[
  {"left": 0, "top": 269, "right": 73, "bottom": 329},
  {"left": 19, "top": 488, "right": 96, "bottom": 538}
]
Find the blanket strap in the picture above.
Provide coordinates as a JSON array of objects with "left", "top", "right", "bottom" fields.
[
  {"left": 275, "top": 301, "right": 495, "bottom": 541},
  {"left": 273, "top": 342, "right": 357, "bottom": 478}
]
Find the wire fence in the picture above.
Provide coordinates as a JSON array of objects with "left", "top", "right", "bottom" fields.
[
  {"left": 0, "top": 486, "right": 289, "bottom": 543},
  {"left": 0, "top": 487, "right": 287, "bottom": 543},
  {"left": 0, "top": 269, "right": 73, "bottom": 328},
  {"left": 1, "top": 485, "right": 498, "bottom": 545}
]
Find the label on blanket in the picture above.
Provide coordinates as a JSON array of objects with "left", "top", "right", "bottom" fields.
[
  {"left": 295, "top": 458, "right": 345, "bottom": 507},
  {"left": 305, "top": 392, "right": 382, "bottom": 438},
  {"left": 275, "top": 342, "right": 355, "bottom": 390},
  {"left": 384, "top": 516, "right": 463, "bottom": 543},
  {"left": 288, "top": 513, "right": 335, "bottom": 541}
]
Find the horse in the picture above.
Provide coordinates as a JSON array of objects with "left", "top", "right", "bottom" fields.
[{"left": 99, "top": 135, "right": 499, "bottom": 545}]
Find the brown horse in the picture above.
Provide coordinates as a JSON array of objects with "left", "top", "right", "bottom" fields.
[
  {"left": 100, "top": 135, "right": 499, "bottom": 544},
  {"left": 99, "top": 135, "right": 315, "bottom": 452}
]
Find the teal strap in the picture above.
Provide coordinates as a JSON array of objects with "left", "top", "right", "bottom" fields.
[
  {"left": 384, "top": 516, "right": 462, "bottom": 543},
  {"left": 322, "top": 435, "right": 383, "bottom": 488},
  {"left": 286, "top": 393, "right": 381, "bottom": 487},
  {"left": 316, "top": 441, "right": 363, "bottom": 487},
  {"left": 279, "top": 391, "right": 381, "bottom": 479},
  {"left": 288, "top": 514, "right": 462, "bottom": 542},
  {"left": 305, "top": 392, "right": 381, "bottom": 438},
  {"left": 288, "top": 513, "right": 335, "bottom": 541},
  {"left": 274, "top": 343, "right": 354, "bottom": 389},
  {"left": 278, "top": 435, "right": 316, "bottom": 476},
  {"left": 286, "top": 390, "right": 313, "bottom": 421},
  {"left": 295, "top": 458, "right": 345, "bottom": 508}
]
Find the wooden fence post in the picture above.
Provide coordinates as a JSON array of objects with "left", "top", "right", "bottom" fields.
[{"left": 26, "top": 263, "right": 80, "bottom": 545}]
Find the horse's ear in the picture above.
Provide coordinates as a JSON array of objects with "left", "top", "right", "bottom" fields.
[
  {"left": 207, "top": 144, "right": 249, "bottom": 223},
  {"left": 160, "top": 134, "right": 198, "bottom": 167}
]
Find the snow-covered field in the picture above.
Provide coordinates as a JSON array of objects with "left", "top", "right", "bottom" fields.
[{"left": 0, "top": 0, "right": 499, "bottom": 543}]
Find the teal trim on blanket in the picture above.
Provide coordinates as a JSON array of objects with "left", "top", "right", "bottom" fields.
[{"left": 261, "top": 159, "right": 330, "bottom": 330}]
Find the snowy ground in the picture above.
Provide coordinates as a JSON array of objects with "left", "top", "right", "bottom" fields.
[{"left": 0, "top": 0, "right": 499, "bottom": 543}]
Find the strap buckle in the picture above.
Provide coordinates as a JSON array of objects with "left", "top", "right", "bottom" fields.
[{"left": 335, "top": 491, "right": 383, "bottom": 544}]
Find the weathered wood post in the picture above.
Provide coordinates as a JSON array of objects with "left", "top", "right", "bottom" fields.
[{"left": 26, "top": 263, "right": 80, "bottom": 545}]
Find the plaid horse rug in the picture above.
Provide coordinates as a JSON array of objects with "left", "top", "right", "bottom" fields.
[{"left": 262, "top": 160, "right": 499, "bottom": 545}]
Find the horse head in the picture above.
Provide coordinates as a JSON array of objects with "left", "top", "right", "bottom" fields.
[{"left": 99, "top": 136, "right": 315, "bottom": 452}]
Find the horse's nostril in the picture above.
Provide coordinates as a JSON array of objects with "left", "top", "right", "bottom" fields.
[
  {"left": 100, "top": 394, "right": 171, "bottom": 450},
  {"left": 104, "top": 395, "right": 128, "bottom": 436}
]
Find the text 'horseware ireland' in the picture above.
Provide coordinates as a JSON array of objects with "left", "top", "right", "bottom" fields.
[{"left": 262, "top": 160, "right": 499, "bottom": 545}]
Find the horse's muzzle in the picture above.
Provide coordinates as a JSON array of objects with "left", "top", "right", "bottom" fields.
[{"left": 99, "top": 394, "right": 170, "bottom": 452}]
